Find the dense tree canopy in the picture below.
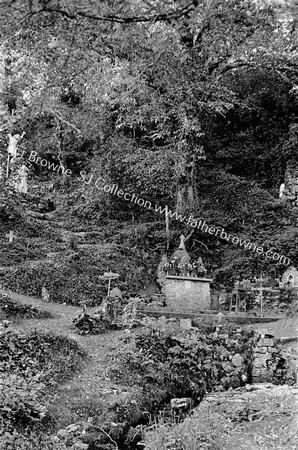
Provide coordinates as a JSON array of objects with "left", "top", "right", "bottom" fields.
[{"left": 0, "top": 0, "right": 298, "bottom": 281}]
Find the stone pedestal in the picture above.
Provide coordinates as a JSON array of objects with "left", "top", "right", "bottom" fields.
[{"left": 164, "top": 276, "right": 212, "bottom": 312}]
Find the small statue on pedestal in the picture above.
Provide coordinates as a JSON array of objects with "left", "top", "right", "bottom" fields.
[
  {"left": 196, "top": 257, "right": 207, "bottom": 276},
  {"left": 187, "top": 262, "right": 193, "bottom": 277},
  {"left": 15, "top": 162, "right": 28, "bottom": 194},
  {"left": 163, "top": 262, "right": 170, "bottom": 275},
  {"left": 279, "top": 183, "right": 285, "bottom": 199},
  {"left": 171, "top": 258, "right": 179, "bottom": 275},
  {"left": 178, "top": 262, "right": 188, "bottom": 277}
]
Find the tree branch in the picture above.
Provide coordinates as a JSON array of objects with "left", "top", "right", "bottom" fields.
[
  {"left": 46, "top": 108, "right": 81, "bottom": 134},
  {"left": 219, "top": 60, "right": 297, "bottom": 87},
  {"left": 219, "top": 60, "right": 253, "bottom": 76},
  {"left": 184, "top": 228, "right": 194, "bottom": 244},
  {"left": 20, "top": 0, "right": 200, "bottom": 24},
  {"left": 194, "top": 239, "right": 210, "bottom": 252}
]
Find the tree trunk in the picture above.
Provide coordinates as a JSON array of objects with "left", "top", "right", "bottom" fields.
[
  {"left": 0, "top": 47, "right": 10, "bottom": 185},
  {"left": 165, "top": 205, "right": 170, "bottom": 251},
  {"left": 0, "top": 47, "right": 10, "bottom": 132},
  {"left": 55, "top": 119, "right": 67, "bottom": 186},
  {"left": 176, "top": 153, "right": 195, "bottom": 215}
]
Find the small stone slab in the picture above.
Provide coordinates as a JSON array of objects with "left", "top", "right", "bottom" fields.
[
  {"left": 232, "top": 353, "right": 244, "bottom": 367},
  {"left": 222, "top": 362, "right": 234, "bottom": 373},
  {"left": 171, "top": 398, "right": 193, "bottom": 410},
  {"left": 42, "top": 286, "right": 50, "bottom": 302},
  {"left": 257, "top": 337, "right": 275, "bottom": 347},
  {"left": 57, "top": 429, "right": 70, "bottom": 439},
  {"left": 109, "top": 287, "right": 122, "bottom": 299},
  {"left": 180, "top": 318, "right": 192, "bottom": 330}
]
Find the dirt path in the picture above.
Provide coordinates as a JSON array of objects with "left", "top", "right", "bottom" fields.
[
  {"left": 0, "top": 288, "right": 139, "bottom": 427},
  {"left": 244, "top": 316, "right": 298, "bottom": 340}
]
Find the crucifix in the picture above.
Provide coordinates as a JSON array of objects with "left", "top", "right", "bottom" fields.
[
  {"left": 251, "top": 274, "right": 273, "bottom": 318},
  {"left": 5, "top": 230, "right": 16, "bottom": 244}
]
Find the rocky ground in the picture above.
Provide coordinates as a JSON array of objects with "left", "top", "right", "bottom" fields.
[{"left": 142, "top": 383, "right": 298, "bottom": 450}]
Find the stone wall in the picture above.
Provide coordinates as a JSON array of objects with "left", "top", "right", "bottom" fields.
[
  {"left": 252, "top": 332, "right": 297, "bottom": 384},
  {"left": 252, "top": 334, "right": 279, "bottom": 383},
  {"left": 164, "top": 276, "right": 211, "bottom": 312}
]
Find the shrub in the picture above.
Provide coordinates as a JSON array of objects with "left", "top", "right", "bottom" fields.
[
  {"left": 0, "top": 431, "right": 68, "bottom": 450},
  {"left": 0, "top": 331, "right": 86, "bottom": 383},
  {"left": 0, "top": 331, "right": 86, "bottom": 439},
  {"left": 0, "top": 296, "right": 54, "bottom": 319},
  {"left": 2, "top": 244, "right": 156, "bottom": 305},
  {"left": 0, "top": 375, "right": 46, "bottom": 433},
  {"left": 110, "top": 323, "right": 255, "bottom": 400}
]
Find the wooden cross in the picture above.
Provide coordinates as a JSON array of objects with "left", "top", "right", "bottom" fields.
[
  {"left": 251, "top": 275, "right": 274, "bottom": 318},
  {"left": 5, "top": 230, "right": 16, "bottom": 244}
]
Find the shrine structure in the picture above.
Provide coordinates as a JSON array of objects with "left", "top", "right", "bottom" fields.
[{"left": 159, "top": 236, "right": 212, "bottom": 312}]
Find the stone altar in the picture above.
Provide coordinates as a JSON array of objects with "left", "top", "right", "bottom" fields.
[
  {"left": 160, "top": 235, "right": 212, "bottom": 312},
  {"left": 164, "top": 275, "right": 212, "bottom": 312}
]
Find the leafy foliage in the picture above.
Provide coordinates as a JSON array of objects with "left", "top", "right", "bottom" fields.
[
  {"left": 0, "top": 331, "right": 86, "bottom": 384},
  {"left": 111, "top": 323, "right": 255, "bottom": 399},
  {"left": 0, "top": 375, "right": 47, "bottom": 433},
  {"left": 0, "top": 0, "right": 298, "bottom": 286},
  {"left": 2, "top": 239, "right": 159, "bottom": 304},
  {"left": 0, "top": 330, "right": 86, "bottom": 442}
]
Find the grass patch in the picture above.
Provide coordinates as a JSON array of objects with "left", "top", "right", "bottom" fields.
[
  {"left": 142, "top": 386, "right": 298, "bottom": 450},
  {"left": 142, "top": 409, "right": 231, "bottom": 450}
]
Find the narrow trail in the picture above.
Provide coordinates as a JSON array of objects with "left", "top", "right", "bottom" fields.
[{"left": 1, "top": 288, "right": 139, "bottom": 426}]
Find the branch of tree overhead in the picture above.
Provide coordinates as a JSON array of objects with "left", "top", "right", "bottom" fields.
[{"left": 16, "top": 0, "right": 200, "bottom": 24}]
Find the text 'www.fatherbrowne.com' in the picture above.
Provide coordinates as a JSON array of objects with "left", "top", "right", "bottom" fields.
[{"left": 80, "top": 172, "right": 290, "bottom": 266}]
